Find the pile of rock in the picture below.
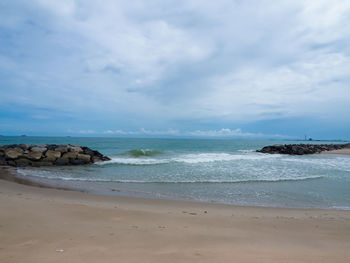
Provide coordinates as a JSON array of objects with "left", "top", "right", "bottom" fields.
[
  {"left": 0, "top": 144, "right": 111, "bottom": 167},
  {"left": 257, "top": 143, "right": 350, "bottom": 155}
]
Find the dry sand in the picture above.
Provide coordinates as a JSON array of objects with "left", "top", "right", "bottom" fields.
[
  {"left": 322, "top": 148, "right": 350, "bottom": 155},
  {"left": 1, "top": 167, "right": 350, "bottom": 263}
]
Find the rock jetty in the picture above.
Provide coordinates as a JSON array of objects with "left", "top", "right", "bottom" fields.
[
  {"left": 0, "top": 144, "right": 111, "bottom": 167},
  {"left": 257, "top": 143, "right": 350, "bottom": 155}
]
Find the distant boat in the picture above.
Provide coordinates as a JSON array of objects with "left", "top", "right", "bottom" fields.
[{"left": 20, "top": 134, "right": 27, "bottom": 137}]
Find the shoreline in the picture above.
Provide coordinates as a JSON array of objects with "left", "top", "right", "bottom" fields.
[
  {"left": 2, "top": 166, "right": 350, "bottom": 211},
  {"left": 0, "top": 166, "right": 73, "bottom": 191},
  {"left": 1, "top": 167, "right": 350, "bottom": 262}
]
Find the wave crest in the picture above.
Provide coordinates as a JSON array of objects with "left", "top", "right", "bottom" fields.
[
  {"left": 125, "top": 149, "right": 162, "bottom": 157},
  {"left": 99, "top": 152, "right": 278, "bottom": 166},
  {"left": 99, "top": 157, "right": 169, "bottom": 165}
]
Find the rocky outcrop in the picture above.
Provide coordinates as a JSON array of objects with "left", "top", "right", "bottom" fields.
[
  {"left": 0, "top": 144, "right": 111, "bottom": 167},
  {"left": 257, "top": 143, "right": 350, "bottom": 155}
]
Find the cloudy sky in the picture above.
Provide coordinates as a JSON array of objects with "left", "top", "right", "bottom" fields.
[{"left": 1, "top": 0, "right": 350, "bottom": 139}]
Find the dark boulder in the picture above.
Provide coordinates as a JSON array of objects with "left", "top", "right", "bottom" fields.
[
  {"left": 257, "top": 143, "right": 350, "bottom": 155},
  {"left": 0, "top": 144, "right": 110, "bottom": 167}
]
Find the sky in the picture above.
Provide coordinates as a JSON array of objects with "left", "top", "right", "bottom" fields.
[{"left": 0, "top": 0, "right": 350, "bottom": 139}]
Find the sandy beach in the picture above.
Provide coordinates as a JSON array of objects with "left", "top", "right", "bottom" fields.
[
  {"left": 0, "top": 167, "right": 350, "bottom": 263},
  {"left": 322, "top": 148, "right": 350, "bottom": 155}
]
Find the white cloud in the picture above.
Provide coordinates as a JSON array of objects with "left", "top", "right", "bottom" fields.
[
  {"left": 188, "top": 128, "right": 288, "bottom": 138},
  {"left": 32, "top": 0, "right": 212, "bottom": 83},
  {"left": 189, "top": 128, "right": 258, "bottom": 137},
  {"left": 101, "top": 128, "right": 288, "bottom": 138},
  {"left": 103, "top": 128, "right": 180, "bottom": 136},
  {"left": 193, "top": 52, "right": 350, "bottom": 121},
  {"left": 78, "top": 129, "right": 95, "bottom": 134}
]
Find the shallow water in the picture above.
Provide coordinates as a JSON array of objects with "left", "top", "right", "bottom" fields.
[{"left": 2, "top": 137, "right": 350, "bottom": 209}]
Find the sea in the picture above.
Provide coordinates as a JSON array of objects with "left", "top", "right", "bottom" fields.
[{"left": 1, "top": 136, "right": 350, "bottom": 209}]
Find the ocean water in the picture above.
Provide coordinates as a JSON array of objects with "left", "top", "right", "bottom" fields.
[{"left": 1, "top": 136, "right": 350, "bottom": 209}]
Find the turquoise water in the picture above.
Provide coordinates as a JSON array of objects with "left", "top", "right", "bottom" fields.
[{"left": 1, "top": 136, "right": 350, "bottom": 209}]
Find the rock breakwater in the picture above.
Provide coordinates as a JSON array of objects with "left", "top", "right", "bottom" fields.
[
  {"left": 0, "top": 144, "right": 111, "bottom": 167},
  {"left": 257, "top": 143, "right": 350, "bottom": 155}
]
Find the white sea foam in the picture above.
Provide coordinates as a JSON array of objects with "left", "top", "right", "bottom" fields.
[
  {"left": 172, "top": 152, "right": 277, "bottom": 163},
  {"left": 19, "top": 170, "right": 322, "bottom": 184},
  {"left": 98, "top": 152, "right": 279, "bottom": 166},
  {"left": 99, "top": 157, "right": 169, "bottom": 165},
  {"left": 331, "top": 206, "right": 350, "bottom": 210},
  {"left": 17, "top": 168, "right": 323, "bottom": 183},
  {"left": 281, "top": 156, "right": 350, "bottom": 172}
]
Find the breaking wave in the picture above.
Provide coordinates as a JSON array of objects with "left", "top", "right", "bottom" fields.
[
  {"left": 98, "top": 157, "right": 169, "bottom": 165},
  {"left": 124, "top": 149, "right": 162, "bottom": 157},
  {"left": 99, "top": 152, "right": 279, "bottom": 166}
]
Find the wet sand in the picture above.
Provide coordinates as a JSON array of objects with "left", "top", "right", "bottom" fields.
[{"left": 1, "top": 167, "right": 350, "bottom": 263}]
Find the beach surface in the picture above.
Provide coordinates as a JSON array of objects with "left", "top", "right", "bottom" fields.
[
  {"left": 1, "top": 168, "right": 350, "bottom": 263},
  {"left": 322, "top": 148, "right": 350, "bottom": 155}
]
